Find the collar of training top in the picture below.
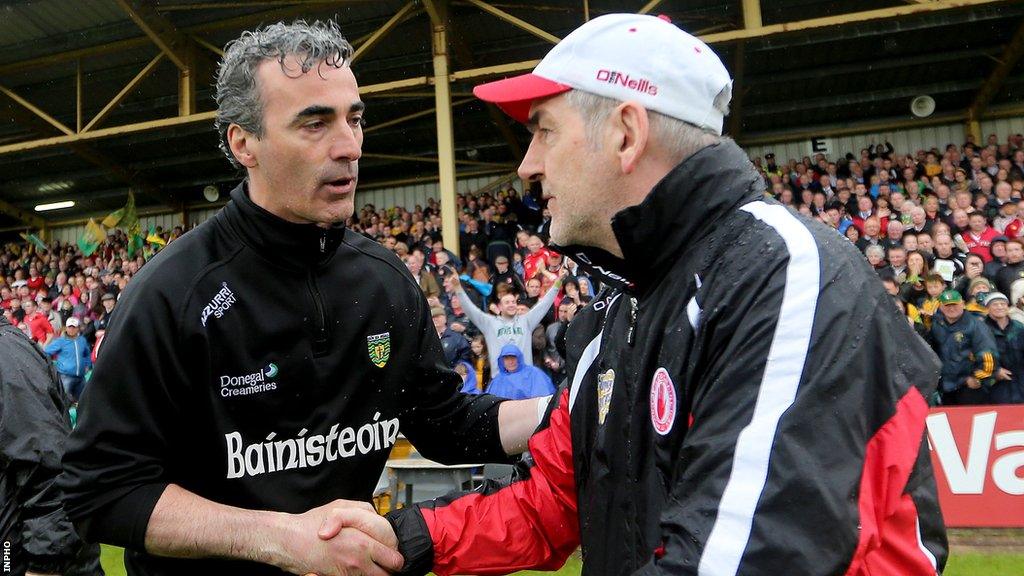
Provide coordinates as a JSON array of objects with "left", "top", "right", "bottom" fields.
[
  {"left": 554, "top": 140, "right": 764, "bottom": 294},
  {"left": 223, "top": 182, "right": 347, "bottom": 268}
]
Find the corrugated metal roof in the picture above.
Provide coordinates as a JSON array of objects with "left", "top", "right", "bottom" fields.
[
  {"left": 0, "top": 0, "right": 1022, "bottom": 224},
  {"left": 0, "top": 0, "right": 127, "bottom": 54}
]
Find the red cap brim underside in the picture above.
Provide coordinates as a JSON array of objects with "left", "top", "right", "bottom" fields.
[{"left": 473, "top": 73, "right": 572, "bottom": 123}]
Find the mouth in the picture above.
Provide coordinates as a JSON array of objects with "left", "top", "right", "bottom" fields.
[{"left": 323, "top": 177, "right": 356, "bottom": 194}]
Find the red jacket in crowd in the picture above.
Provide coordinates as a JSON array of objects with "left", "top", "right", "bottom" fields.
[{"left": 961, "top": 227, "right": 1001, "bottom": 262}]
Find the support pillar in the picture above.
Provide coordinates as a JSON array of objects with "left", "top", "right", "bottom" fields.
[{"left": 430, "top": 1, "right": 460, "bottom": 258}]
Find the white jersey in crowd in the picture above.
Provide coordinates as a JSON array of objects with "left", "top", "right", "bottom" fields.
[{"left": 458, "top": 283, "right": 559, "bottom": 376}]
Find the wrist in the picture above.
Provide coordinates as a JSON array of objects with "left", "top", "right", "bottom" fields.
[{"left": 249, "top": 510, "right": 295, "bottom": 568}]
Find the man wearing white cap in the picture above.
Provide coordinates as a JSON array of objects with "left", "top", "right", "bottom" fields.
[{"left": 370, "top": 14, "right": 947, "bottom": 575}]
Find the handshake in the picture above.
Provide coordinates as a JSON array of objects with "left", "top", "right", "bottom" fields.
[{"left": 271, "top": 499, "right": 404, "bottom": 576}]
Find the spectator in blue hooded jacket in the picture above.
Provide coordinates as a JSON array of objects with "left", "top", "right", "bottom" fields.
[
  {"left": 486, "top": 343, "right": 555, "bottom": 400},
  {"left": 456, "top": 360, "right": 480, "bottom": 395},
  {"left": 42, "top": 317, "right": 91, "bottom": 401}
]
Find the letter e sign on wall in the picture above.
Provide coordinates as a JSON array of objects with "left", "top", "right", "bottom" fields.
[{"left": 808, "top": 136, "right": 832, "bottom": 157}]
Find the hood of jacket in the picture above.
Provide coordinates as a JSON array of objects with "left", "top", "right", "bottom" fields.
[{"left": 497, "top": 343, "right": 525, "bottom": 375}]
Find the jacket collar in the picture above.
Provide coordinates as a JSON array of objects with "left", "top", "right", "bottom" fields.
[
  {"left": 553, "top": 140, "right": 764, "bottom": 294},
  {"left": 221, "top": 181, "right": 346, "bottom": 268}
]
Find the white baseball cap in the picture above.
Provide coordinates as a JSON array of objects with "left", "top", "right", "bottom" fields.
[
  {"left": 66, "top": 317, "right": 81, "bottom": 328},
  {"left": 473, "top": 13, "right": 733, "bottom": 135}
]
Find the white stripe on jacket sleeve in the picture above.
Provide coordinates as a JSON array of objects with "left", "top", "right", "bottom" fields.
[{"left": 698, "top": 201, "right": 821, "bottom": 576}]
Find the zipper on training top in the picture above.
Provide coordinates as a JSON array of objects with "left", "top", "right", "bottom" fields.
[
  {"left": 627, "top": 297, "right": 638, "bottom": 346},
  {"left": 307, "top": 270, "right": 329, "bottom": 357}
]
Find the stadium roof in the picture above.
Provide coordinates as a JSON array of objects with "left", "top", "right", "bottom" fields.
[{"left": 1, "top": 0, "right": 1023, "bottom": 230}]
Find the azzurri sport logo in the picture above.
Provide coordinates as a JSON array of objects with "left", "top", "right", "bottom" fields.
[
  {"left": 201, "top": 282, "right": 236, "bottom": 326},
  {"left": 225, "top": 412, "right": 401, "bottom": 479},
  {"left": 220, "top": 363, "right": 279, "bottom": 398}
]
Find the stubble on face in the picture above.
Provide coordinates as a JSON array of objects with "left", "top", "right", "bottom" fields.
[{"left": 524, "top": 96, "right": 618, "bottom": 249}]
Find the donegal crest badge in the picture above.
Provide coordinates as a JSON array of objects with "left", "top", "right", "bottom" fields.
[{"left": 367, "top": 332, "right": 391, "bottom": 368}]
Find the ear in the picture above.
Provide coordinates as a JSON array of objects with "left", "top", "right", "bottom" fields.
[
  {"left": 611, "top": 102, "right": 650, "bottom": 175},
  {"left": 228, "top": 123, "right": 259, "bottom": 168}
]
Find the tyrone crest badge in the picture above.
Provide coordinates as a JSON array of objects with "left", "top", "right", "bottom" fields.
[
  {"left": 367, "top": 332, "right": 391, "bottom": 368},
  {"left": 650, "top": 368, "right": 677, "bottom": 436}
]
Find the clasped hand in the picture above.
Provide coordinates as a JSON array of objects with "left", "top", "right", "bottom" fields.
[{"left": 276, "top": 499, "right": 403, "bottom": 576}]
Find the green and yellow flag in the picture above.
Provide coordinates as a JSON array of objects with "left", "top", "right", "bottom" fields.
[
  {"left": 102, "top": 190, "right": 138, "bottom": 232},
  {"left": 146, "top": 226, "right": 166, "bottom": 246},
  {"left": 77, "top": 218, "right": 106, "bottom": 257},
  {"left": 20, "top": 232, "right": 48, "bottom": 253},
  {"left": 127, "top": 232, "right": 145, "bottom": 259}
]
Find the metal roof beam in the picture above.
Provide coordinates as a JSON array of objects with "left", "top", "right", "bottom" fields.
[
  {"left": 351, "top": 2, "right": 421, "bottom": 63},
  {"left": 739, "top": 110, "right": 968, "bottom": 147},
  {"left": 363, "top": 152, "right": 513, "bottom": 168},
  {"left": 0, "top": 83, "right": 73, "bottom": 136},
  {"left": 113, "top": 0, "right": 193, "bottom": 71},
  {"left": 0, "top": 196, "right": 46, "bottom": 228},
  {"left": 747, "top": 46, "right": 1000, "bottom": 84},
  {"left": 0, "top": 88, "right": 180, "bottom": 210},
  {"left": 750, "top": 5, "right": 1020, "bottom": 52},
  {"left": 704, "top": 0, "right": 1011, "bottom": 45},
  {"left": 729, "top": 0, "right": 762, "bottom": 139},
  {"left": 0, "top": 111, "right": 217, "bottom": 156},
  {"left": 112, "top": 0, "right": 201, "bottom": 119},
  {"left": 364, "top": 98, "right": 475, "bottom": 134},
  {"left": 638, "top": 0, "right": 666, "bottom": 15},
  {"left": 463, "top": 0, "right": 561, "bottom": 44},
  {"left": 423, "top": 0, "right": 443, "bottom": 26},
  {"left": 0, "top": 4, "right": 324, "bottom": 77},
  {"left": 968, "top": 16, "right": 1024, "bottom": 121},
  {"left": 447, "top": 15, "right": 523, "bottom": 160},
  {"left": 735, "top": 103, "right": 1024, "bottom": 147},
  {"left": 82, "top": 53, "right": 165, "bottom": 133},
  {"left": 745, "top": 79, "right": 984, "bottom": 117},
  {"left": 68, "top": 144, "right": 181, "bottom": 211}
]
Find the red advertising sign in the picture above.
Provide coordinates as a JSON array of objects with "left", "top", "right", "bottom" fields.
[{"left": 926, "top": 405, "right": 1024, "bottom": 527}]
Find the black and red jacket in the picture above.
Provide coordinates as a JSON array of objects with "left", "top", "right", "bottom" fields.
[{"left": 388, "top": 141, "right": 948, "bottom": 575}]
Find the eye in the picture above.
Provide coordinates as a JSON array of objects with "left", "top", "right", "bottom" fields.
[
  {"left": 304, "top": 119, "right": 327, "bottom": 131},
  {"left": 349, "top": 115, "right": 365, "bottom": 128}
]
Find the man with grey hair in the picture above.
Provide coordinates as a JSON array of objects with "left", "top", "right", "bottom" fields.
[
  {"left": 908, "top": 205, "right": 932, "bottom": 235},
  {"left": 881, "top": 218, "right": 905, "bottom": 252},
  {"left": 864, "top": 244, "right": 888, "bottom": 272},
  {"left": 372, "top": 13, "right": 947, "bottom": 576},
  {"left": 60, "top": 19, "right": 541, "bottom": 576}
]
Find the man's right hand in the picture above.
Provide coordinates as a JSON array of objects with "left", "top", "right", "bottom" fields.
[{"left": 271, "top": 500, "right": 402, "bottom": 576}]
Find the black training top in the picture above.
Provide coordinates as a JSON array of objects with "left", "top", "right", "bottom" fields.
[{"left": 59, "top": 182, "right": 507, "bottom": 576}]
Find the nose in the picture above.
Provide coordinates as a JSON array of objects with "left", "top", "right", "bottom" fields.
[
  {"left": 518, "top": 138, "right": 543, "bottom": 185},
  {"left": 329, "top": 123, "right": 362, "bottom": 164}
]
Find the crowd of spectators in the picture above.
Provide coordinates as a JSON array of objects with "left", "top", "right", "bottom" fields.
[
  {"left": 755, "top": 131, "right": 1024, "bottom": 405},
  {"left": 5, "top": 132, "right": 1024, "bottom": 405},
  {"left": 347, "top": 187, "right": 582, "bottom": 399},
  {"left": 1, "top": 227, "right": 183, "bottom": 401}
]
